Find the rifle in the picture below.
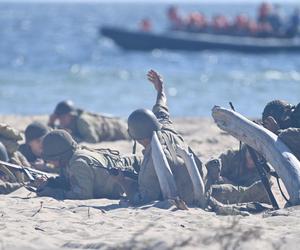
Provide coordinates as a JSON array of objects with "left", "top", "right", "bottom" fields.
[
  {"left": 246, "top": 146, "right": 279, "bottom": 209},
  {"left": 0, "top": 160, "right": 57, "bottom": 182},
  {"left": 229, "top": 102, "right": 279, "bottom": 210}
]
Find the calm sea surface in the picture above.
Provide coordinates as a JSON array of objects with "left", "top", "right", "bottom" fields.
[{"left": 0, "top": 2, "right": 299, "bottom": 117}]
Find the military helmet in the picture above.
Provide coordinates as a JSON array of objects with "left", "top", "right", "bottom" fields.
[
  {"left": 262, "top": 100, "right": 293, "bottom": 125},
  {"left": 25, "top": 122, "right": 49, "bottom": 143},
  {"left": 0, "top": 142, "right": 8, "bottom": 162},
  {"left": 54, "top": 100, "right": 76, "bottom": 116},
  {"left": 42, "top": 130, "right": 77, "bottom": 161},
  {"left": 127, "top": 109, "right": 161, "bottom": 140}
]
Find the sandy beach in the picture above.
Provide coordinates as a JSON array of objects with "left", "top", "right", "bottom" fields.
[{"left": 0, "top": 115, "right": 299, "bottom": 250}]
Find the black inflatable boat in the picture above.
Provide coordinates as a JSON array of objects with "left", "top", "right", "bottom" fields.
[{"left": 101, "top": 26, "right": 300, "bottom": 53}]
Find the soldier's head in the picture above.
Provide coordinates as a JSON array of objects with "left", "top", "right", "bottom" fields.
[
  {"left": 25, "top": 122, "right": 50, "bottom": 157},
  {"left": 42, "top": 130, "right": 77, "bottom": 168},
  {"left": 0, "top": 142, "right": 8, "bottom": 162},
  {"left": 262, "top": 100, "right": 294, "bottom": 130},
  {"left": 127, "top": 109, "right": 161, "bottom": 148},
  {"left": 53, "top": 100, "right": 77, "bottom": 128}
]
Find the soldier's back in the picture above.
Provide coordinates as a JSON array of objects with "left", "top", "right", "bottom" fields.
[
  {"left": 76, "top": 111, "right": 128, "bottom": 143},
  {"left": 68, "top": 148, "right": 123, "bottom": 199}
]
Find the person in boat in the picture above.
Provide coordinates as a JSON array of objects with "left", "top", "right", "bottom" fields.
[
  {"left": 167, "top": 5, "right": 185, "bottom": 30},
  {"left": 211, "top": 15, "right": 230, "bottom": 34},
  {"left": 186, "top": 12, "right": 207, "bottom": 32},
  {"left": 117, "top": 69, "right": 203, "bottom": 206},
  {"left": 232, "top": 14, "right": 252, "bottom": 36},
  {"left": 48, "top": 100, "right": 129, "bottom": 143},
  {"left": 35, "top": 129, "right": 138, "bottom": 200},
  {"left": 139, "top": 18, "right": 152, "bottom": 32},
  {"left": 248, "top": 20, "right": 260, "bottom": 36},
  {"left": 257, "top": 2, "right": 273, "bottom": 24},
  {"left": 267, "top": 4, "right": 284, "bottom": 35},
  {"left": 256, "top": 2, "right": 286, "bottom": 37},
  {"left": 286, "top": 8, "right": 300, "bottom": 37}
]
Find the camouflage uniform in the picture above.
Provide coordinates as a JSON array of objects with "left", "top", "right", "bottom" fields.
[
  {"left": 0, "top": 165, "right": 23, "bottom": 194},
  {"left": 206, "top": 146, "right": 270, "bottom": 204},
  {"left": 0, "top": 124, "right": 31, "bottom": 191},
  {"left": 39, "top": 132, "right": 137, "bottom": 200},
  {"left": 0, "top": 180, "right": 22, "bottom": 194},
  {"left": 0, "top": 139, "right": 25, "bottom": 194},
  {"left": 131, "top": 93, "right": 198, "bottom": 205},
  {"left": 278, "top": 128, "right": 300, "bottom": 160},
  {"left": 60, "top": 110, "right": 129, "bottom": 143}
]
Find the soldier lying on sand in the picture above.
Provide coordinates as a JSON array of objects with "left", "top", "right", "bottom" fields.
[
  {"left": 116, "top": 70, "right": 205, "bottom": 206},
  {"left": 35, "top": 130, "right": 138, "bottom": 200},
  {"left": 48, "top": 100, "right": 129, "bottom": 143},
  {"left": 205, "top": 99, "right": 300, "bottom": 206}
]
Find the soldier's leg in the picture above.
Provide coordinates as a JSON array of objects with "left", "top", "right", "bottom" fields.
[{"left": 210, "top": 181, "right": 270, "bottom": 204}]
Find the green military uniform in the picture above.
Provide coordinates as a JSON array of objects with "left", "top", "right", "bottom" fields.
[
  {"left": 0, "top": 165, "right": 23, "bottom": 194},
  {"left": 39, "top": 130, "right": 137, "bottom": 200},
  {"left": 0, "top": 180, "right": 22, "bottom": 194},
  {"left": 0, "top": 124, "right": 30, "bottom": 190},
  {"left": 206, "top": 146, "right": 270, "bottom": 204},
  {"left": 50, "top": 101, "right": 129, "bottom": 144},
  {"left": 129, "top": 93, "right": 197, "bottom": 206},
  {"left": 278, "top": 128, "right": 300, "bottom": 160},
  {"left": 68, "top": 110, "right": 129, "bottom": 143},
  {"left": 0, "top": 141, "right": 24, "bottom": 194}
]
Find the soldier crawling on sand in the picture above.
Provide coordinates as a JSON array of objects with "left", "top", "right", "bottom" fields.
[
  {"left": 48, "top": 100, "right": 129, "bottom": 143},
  {"left": 35, "top": 129, "right": 138, "bottom": 200},
  {"left": 116, "top": 69, "right": 204, "bottom": 206},
  {"left": 114, "top": 69, "right": 268, "bottom": 215},
  {"left": 205, "top": 99, "right": 300, "bottom": 206}
]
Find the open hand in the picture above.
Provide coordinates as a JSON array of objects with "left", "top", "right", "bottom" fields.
[{"left": 147, "top": 69, "right": 164, "bottom": 93}]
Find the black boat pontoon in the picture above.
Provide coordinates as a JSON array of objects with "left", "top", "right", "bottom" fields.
[{"left": 101, "top": 26, "right": 300, "bottom": 53}]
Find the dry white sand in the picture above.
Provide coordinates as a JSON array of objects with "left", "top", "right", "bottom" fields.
[{"left": 0, "top": 116, "right": 299, "bottom": 250}]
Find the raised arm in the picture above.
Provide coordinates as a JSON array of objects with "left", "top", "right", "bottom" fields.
[{"left": 147, "top": 70, "right": 170, "bottom": 122}]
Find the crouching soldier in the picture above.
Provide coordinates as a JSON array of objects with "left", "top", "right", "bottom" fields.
[
  {"left": 47, "top": 100, "right": 129, "bottom": 143},
  {"left": 119, "top": 70, "right": 203, "bottom": 206},
  {"left": 205, "top": 145, "right": 270, "bottom": 204},
  {"left": 36, "top": 130, "right": 137, "bottom": 200}
]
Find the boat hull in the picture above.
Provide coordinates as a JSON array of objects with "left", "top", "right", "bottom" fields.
[{"left": 101, "top": 26, "right": 300, "bottom": 53}]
